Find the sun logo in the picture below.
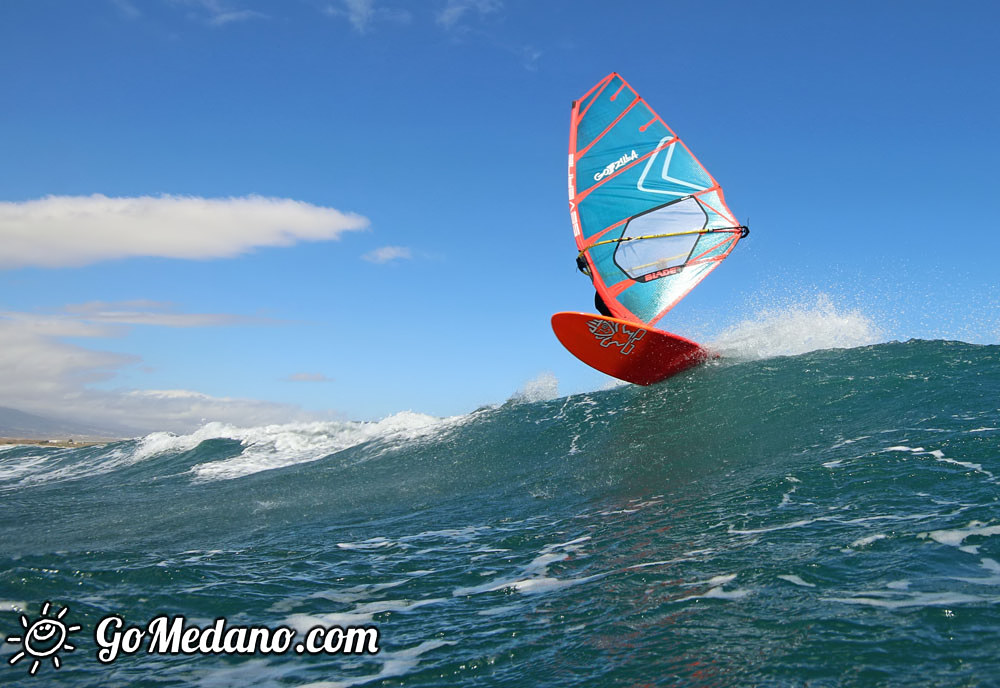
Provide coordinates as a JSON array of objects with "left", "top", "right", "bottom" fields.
[{"left": 6, "top": 601, "right": 81, "bottom": 675}]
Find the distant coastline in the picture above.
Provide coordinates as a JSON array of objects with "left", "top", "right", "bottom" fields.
[{"left": 0, "top": 437, "right": 120, "bottom": 448}]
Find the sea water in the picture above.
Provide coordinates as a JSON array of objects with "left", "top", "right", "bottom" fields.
[{"left": 1, "top": 305, "right": 998, "bottom": 686}]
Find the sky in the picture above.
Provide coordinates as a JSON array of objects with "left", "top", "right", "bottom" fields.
[{"left": 1, "top": 0, "right": 998, "bottom": 433}]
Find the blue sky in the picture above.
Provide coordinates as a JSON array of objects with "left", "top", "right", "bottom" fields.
[{"left": 1, "top": 0, "right": 998, "bottom": 432}]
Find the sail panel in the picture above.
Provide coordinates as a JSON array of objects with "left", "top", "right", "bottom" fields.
[
  {"left": 636, "top": 140, "right": 714, "bottom": 198},
  {"left": 619, "top": 262, "right": 718, "bottom": 323},
  {"left": 574, "top": 75, "right": 635, "bottom": 153},
  {"left": 575, "top": 106, "right": 671, "bottom": 197}
]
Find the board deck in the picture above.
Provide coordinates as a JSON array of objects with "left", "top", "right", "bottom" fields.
[{"left": 551, "top": 312, "right": 709, "bottom": 385}]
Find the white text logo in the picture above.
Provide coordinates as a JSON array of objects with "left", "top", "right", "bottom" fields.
[{"left": 594, "top": 150, "right": 638, "bottom": 181}]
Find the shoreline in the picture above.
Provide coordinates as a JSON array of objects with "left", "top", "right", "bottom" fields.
[{"left": 0, "top": 437, "right": 122, "bottom": 448}]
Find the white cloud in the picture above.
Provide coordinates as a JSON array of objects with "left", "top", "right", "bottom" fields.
[
  {"left": 341, "top": 0, "right": 374, "bottom": 32},
  {"left": 0, "top": 302, "right": 272, "bottom": 345},
  {"left": 436, "top": 0, "right": 502, "bottom": 30},
  {"left": 59, "top": 301, "right": 275, "bottom": 327},
  {"left": 285, "top": 372, "right": 334, "bottom": 382},
  {"left": 208, "top": 9, "right": 267, "bottom": 25},
  {"left": 0, "top": 309, "right": 323, "bottom": 435},
  {"left": 121, "top": 389, "right": 312, "bottom": 430},
  {"left": 362, "top": 245, "right": 412, "bottom": 264},
  {"left": 432, "top": 2, "right": 536, "bottom": 71},
  {"left": 325, "top": 0, "right": 411, "bottom": 34},
  {"left": 0, "top": 194, "right": 369, "bottom": 269},
  {"left": 320, "top": 1, "right": 532, "bottom": 71},
  {"left": 109, "top": 0, "right": 141, "bottom": 18},
  {"left": 516, "top": 44, "right": 542, "bottom": 71},
  {"left": 171, "top": 0, "right": 268, "bottom": 25}
]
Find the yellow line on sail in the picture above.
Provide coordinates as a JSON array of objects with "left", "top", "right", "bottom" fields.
[
  {"left": 577, "top": 226, "right": 742, "bottom": 260},
  {"left": 629, "top": 251, "right": 691, "bottom": 271}
]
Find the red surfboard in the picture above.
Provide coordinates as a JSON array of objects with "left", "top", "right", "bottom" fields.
[{"left": 551, "top": 312, "right": 709, "bottom": 386}]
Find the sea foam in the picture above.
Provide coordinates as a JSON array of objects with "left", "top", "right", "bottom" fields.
[
  {"left": 134, "top": 411, "right": 469, "bottom": 482},
  {"left": 709, "top": 294, "right": 884, "bottom": 360}
]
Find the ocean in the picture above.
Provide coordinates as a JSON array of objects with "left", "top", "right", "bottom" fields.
[{"left": 1, "top": 314, "right": 999, "bottom": 686}]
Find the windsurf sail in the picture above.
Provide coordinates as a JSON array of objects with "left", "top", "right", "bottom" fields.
[{"left": 569, "top": 73, "right": 746, "bottom": 325}]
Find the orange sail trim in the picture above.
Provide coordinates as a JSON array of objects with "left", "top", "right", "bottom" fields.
[
  {"left": 688, "top": 234, "right": 737, "bottom": 263},
  {"left": 575, "top": 97, "right": 641, "bottom": 161},
  {"left": 608, "top": 279, "right": 635, "bottom": 297},
  {"left": 576, "top": 75, "right": 619, "bottom": 123}
]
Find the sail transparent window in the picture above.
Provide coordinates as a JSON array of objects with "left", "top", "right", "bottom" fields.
[{"left": 614, "top": 197, "right": 708, "bottom": 280}]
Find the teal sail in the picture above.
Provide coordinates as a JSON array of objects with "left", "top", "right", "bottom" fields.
[{"left": 569, "top": 73, "right": 746, "bottom": 325}]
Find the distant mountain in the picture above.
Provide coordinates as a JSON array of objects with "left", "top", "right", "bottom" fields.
[{"left": 0, "top": 406, "right": 133, "bottom": 439}]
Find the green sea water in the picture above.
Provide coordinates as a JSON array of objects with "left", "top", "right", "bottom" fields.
[{"left": 1, "top": 339, "right": 999, "bottom": 687}]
